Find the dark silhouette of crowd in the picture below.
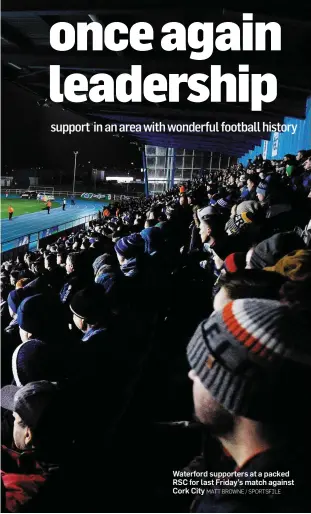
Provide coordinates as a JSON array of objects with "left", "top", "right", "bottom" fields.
[{"left": 1, "top": 149, "right": 311, "bottom": 513}]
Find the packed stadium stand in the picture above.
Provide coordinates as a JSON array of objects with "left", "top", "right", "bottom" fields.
[{"left": 1, "top": 2, "right": 311, "bottom": 513}]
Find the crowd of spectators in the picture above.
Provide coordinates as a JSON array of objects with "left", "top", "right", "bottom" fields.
[{"left": 1, "top": 148, "right": 311, "bottom": 512}]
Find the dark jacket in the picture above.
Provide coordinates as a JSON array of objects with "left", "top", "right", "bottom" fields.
[
  {"left": 46, "top": 266, "right": 66, "bottom": 293},
  {"left": 244, "top": 188, "right": 257, "bottom": 202},
  {"left": 192, "top": 445, "right": 310, "bottom": 513}
]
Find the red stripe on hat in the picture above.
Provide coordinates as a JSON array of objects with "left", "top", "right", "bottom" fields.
[
  {"left": 222, "top": 302, "right": 264, "bottom": 350},
  {"left": 225, "top": 253, "right": 238, "bottom": 273}
]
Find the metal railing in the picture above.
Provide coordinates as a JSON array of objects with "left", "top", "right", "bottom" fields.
[
  {"left": 2, "top": 189, "right": 142, "bottom": 200},
  {"left": 1, "top": 213, "right": 99, "bottom": 258}
]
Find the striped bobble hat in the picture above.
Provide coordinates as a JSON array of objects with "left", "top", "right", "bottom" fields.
[
  {"left": 225, "top": 212, "right": 253, "bottom": 235},
  {"left": 114, "top": 233, "right": 144, "bottom": 258},
  {"left": 187, "top": 299, "right": 311, "bottom": 422},
  {"left": 236, "top": 200, "right": 260, "bottom": 216}
]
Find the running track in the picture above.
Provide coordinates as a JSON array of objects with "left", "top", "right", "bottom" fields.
[{"left": 1, "top": 198, "right": 107, "bottom": 252}]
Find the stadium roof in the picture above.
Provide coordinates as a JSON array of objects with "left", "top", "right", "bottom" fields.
[{"left": 2, "top": 1, "right": 311, "bottom": 156}]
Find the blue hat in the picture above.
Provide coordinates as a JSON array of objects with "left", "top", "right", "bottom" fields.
[
  {"left": 17, "top": 294, "right": 66, "bottom": 339},
  {"left": 8, "top": 289, "right": 26, "bottom": 315},
  {"left": 114, "top": 233, "right": 144, "bottom": 259},
  {"left": 12, "top": 340, "right": 66, "bottom": 387},
  {"left": 140, "top": 227, "right": 163, "bottom": 255},
  {"left": 257, "top": 182, "right": 268, "bottom": 197}
]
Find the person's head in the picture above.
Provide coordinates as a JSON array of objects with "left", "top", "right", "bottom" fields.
[
  {"left": 284, "top": 153, "right": 292, "bottom": 162},
  {"left": 256, "top": 181, "right": 268, "bottom": 202},
  {"left": 225, "top": 212, "right": 253, "bottom": 236},
  {"left": 245, "top": 246, "right": 255, "bottom": 269},
  {"left": 179, "top": 194, "right": 188, "bottom": 206},
  {"left": 250, "top": 232, "right": 305, "bottom": 270},
  {"left": 24, "top": 253, "right": 31, "bottom": 265},
  {"left": 1, "top": 381, "right": 71, "bottom": 453},
  {"left": 199, "top": 216, "right": 224, "bottom": 243},
  {"left": 296, "top": 150, "right": 306, "bottom": 161},
  {"left": 165, "top": 202, "right": 179, "bottom": 221},
  {"left": 92, "top": 253, "right": 115, "bottom": 276},
  {"left": 303, "top": 156, "right": 311, "bottom": 171},
  {"left": 8, "top": 289, "right": 28, "bottom": 319},
  {"left": 187, "top": 299, "right": 311, "bottom": 443},
  {"left": 70, "top": 284, "right": 110, "bottom": 332},
  {"left": 81, "top": 238, "right": 90, "bottom": 251},
  {"left": 223, "top": 252, "right": 247, "bottom": 273},
  {"left": 140, "top": 227, "right": 164, "bottom": 255},
  {"left": 57, "top": 251, "right": 66, "bottom": 266},
  {"left": 12, "top": 339, "right": 67, "bottom": 387},
  {"left": 4, "top": 261, "right": 13, "bottom": 273},
  {"left": 44, "top": 253, "right": 57, "bottom": 271},
  {"left": 247, "top": 174, "right": 259, "bottom": 191},
  {"left": 264, "top": 250, "right": 311, "bottom": 280},
  {"left": 66, "top": 252, "right": 82, "bottom": 275},
  {"left": 32, "top": 259, "right": 45, "bottom": 276},
  {"left": 10, "top": 270, "right": 20, "bottom": 287},
  {"left": 114, "top": 233, "right": 144, "bottom": 265},
  {"left": 17, "top": 294, "right": 67, "bottom": 343},
  {"left": 213, "top": 269, "right": 287, "bottom": 311}
]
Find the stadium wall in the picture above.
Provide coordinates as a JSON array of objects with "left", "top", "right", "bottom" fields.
[{"left": 238, "top": 96, "right": 311, "bottom": 165}]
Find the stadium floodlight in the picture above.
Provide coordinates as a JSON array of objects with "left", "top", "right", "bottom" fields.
[{"left": 73, "top": 151, "right": 79, "bottom": 195}]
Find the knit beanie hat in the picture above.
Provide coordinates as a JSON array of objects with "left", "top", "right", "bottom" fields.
[
  {"left": 187, "top": 299, "right": 311, "bottom": 422},
  {"left": 224, "top": 252, "right": 247, "bottom": 273},
  {"left": 250, "top": 232, "right": 305, "bottom": 269},
  {"left": 140, "top": 227, "right": 163, "bottom": 255},
  {"left": 17, "top": 294, "right": 66, "bottom": 339},
  {"left": 256, "top": 181, "right": 268, "bottom": 197},
  {"left": 264, "top": 249, "right": 311, "bottom": 280},
  {"left": 92, "top": 254, "right": 114, "bottom": 275},
  {"left": 70, "top": 284, "right": 109, "bottom": 324},
  {"left": 12, "top": 340, "right": 66, "bottom": 387},
  {"left": 236, "top": 201, "right": 261, "bottom": 216},
  {"left": 114, "top": 233, "right": 144, "bottom": 259},
  {"left": 225, "top": 212, "right": 253, "bottom": 235},
  {"left": 197, "top": 206, "right": 218, "bottom": 221},
  {"left": 8, "top": 289, "right": 27, "bottom": 315}
]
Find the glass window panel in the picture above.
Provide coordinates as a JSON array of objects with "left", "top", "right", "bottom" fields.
[
  {"left": 183, "top": 170, "right": 192, "bottom": 179},
  {"left": 147, "top": 156, "right": 156, "bottom": 167},
  {"left": 184, "top": 156, "right": 193, "bottom": 168},
  {"left": 156, "top": 156, "right": 165, "bottom": 167},
  {"left": 145, "top": 146, "right": 156, "bottom": 155},
  {"left": 193, "top": 156, "right": 202, "bottom": 168},
  {"left": 156, "top": 147, "right": 166, "bottom": 156},
  {"left": 30, "top": 233, "right": 38, "bottom": 242}
]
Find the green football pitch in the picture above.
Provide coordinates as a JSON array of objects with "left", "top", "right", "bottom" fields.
[{"left": 1, "top": 198, "right": 59, "bottom": 219}]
